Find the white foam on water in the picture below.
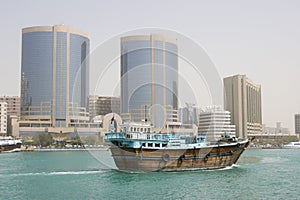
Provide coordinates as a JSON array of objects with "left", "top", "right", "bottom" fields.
[
  {"left": 0, "top": 170, "right": 107, "bottom": 177},
  {"left": 206, "top": 164, "right": 240, "bottom": 171},
  {"left": 48, "top": 170, "right": 105, "bottom": 175},
  {"left": 159, "top": 164, "right": 241, "bottom": 173},
  {"left": 232, "top": 164, "right": 240, "bottom": 168}
]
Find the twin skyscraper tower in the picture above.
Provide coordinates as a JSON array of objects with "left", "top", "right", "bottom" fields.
[
  {"left": 121, "top": 35, "right": 178, "bottom": 129},
  {"left": 21, "top": 25, "right": 90, "bottom": 132},
  {"left": 20, "top": 25, "right": 179, "bottom": 134}
]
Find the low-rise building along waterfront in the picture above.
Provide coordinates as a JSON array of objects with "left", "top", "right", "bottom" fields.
[
  {"left": 198, "top": 106, "right": 236, "bottom": 140},
  {"left": 88, "top": 96, "right": 120, "bottom": 120},
  {"left": 263, "top": 123, "right": 290, "bottom": 135}
]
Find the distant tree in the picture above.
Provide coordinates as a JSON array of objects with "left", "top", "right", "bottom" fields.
[
  {"left": 55, "top": 139, "right": 66, "bottom": 148},
  {"left": 71, "top": 135, "right": 82, "bottom": 146},
  {"left": 41, "top": 134, "right": 53, "bottom": 147},
  {"left": 32, "top": 134, "right": 53, "bottom": 147},
  {"left": 83, "top": 136, "right": 97, "bottom": 145},
  {"left": 32, "top": 135, "right": 40, "bottom": 146}
]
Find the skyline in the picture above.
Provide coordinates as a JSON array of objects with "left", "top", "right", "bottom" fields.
[{"left": 0, "top": 0, "right": 300, "bottom": 132}]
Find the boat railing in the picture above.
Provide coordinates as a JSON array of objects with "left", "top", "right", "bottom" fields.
[
  {"left": 105, "top": 132, "right": 126, "bottom": 140},
  {"left": 126, "top": 132, "right": 170, "bottom": 141},
  {"left": 105, "top": 132, "right": 171, "bottom": 141}
]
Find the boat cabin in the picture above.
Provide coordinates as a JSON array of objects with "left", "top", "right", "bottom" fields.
[{"left": 120, "top": 123, "right": 153, "bottom": 134}]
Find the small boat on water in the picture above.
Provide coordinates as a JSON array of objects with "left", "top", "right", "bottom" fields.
[
  {"left": 105, "top": 120, "right": 251, "bottom": 172},
  {"left": 283, "top": 141, "right": 300, "bottom": 149},
  {"left": 0, "top": 136, "right": 22, "bottom": 152}
]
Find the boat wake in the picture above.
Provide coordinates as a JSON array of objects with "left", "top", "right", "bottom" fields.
[
  {"left": 0, "top": 169, "right": 108, "bottom": 177},
  {"left": 219, "top": 164, "right": 240, "bottom": 170},
  {"left": 207, "top": 164, "right": 240, "bottom": 171}
]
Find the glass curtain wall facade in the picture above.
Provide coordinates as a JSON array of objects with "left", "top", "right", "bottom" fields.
[
  {"left": 21, "top": 25, "right": 90, "bottom": 128},
  {"left": 121, "top": 35, "right": 178, "bottom": 128}
]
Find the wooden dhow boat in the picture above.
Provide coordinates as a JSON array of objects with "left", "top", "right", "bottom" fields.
[{"left": 105, "top": 120, "right": 251, "bottom": 172}]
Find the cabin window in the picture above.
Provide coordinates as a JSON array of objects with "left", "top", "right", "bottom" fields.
[
  {"left": 142, "top": 143, "right": 146, "bottom": 147},
  {"left": 134, "top": 127, "right": 136, "bottom": 132},
  {"left": 162, "top": 143, "right": 167, "bottom": 147},
  {"left": 147, "top": 128, "right": 150, "bottom": 133},
  {"left": 130, "top": 127, "right": 133, "bottom": 132},
  {"left": 155, "top": 143, "right": 160, "bottom": 148},
  {"left": 147, "top": 135, "right": 150, "bottom": 139},
  {"left": 148, "top": 143, "right": 153, "bottom": 147}
]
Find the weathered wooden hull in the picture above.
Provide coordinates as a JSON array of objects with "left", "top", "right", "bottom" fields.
[{"left": 110, "top": 141, "right": 249, "bottom": 172}]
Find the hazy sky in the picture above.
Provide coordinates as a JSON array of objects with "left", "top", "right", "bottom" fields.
[{"left": 0, "top": 0, "right": 300, "bottom": 132}]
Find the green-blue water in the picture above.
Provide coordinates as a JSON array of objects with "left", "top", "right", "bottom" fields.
[{"left": 0, "top": 149, "right": 299, "bottom": 200}]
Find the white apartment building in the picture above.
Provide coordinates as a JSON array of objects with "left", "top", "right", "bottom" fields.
[
  {"left": 0, "top": 102, "right": 8, "bottom": 135},
  {"left": 0, "top": 96, "right": 20, "bottom": 117},
  {"left": 198, "top": 106, "right": 236, "bottom": 140}
]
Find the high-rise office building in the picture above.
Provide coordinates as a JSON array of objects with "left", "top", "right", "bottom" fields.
[
  {"left": 20, "top": 25, "right": 90, "bottom": 132},
  {"left": 0, "top": 96, "right": 20, "bottom": 117},
  {"left": 295, "top": 114, "right": 300, "bottom": 135},
  {"left": 0, "top": 102, "right": 7, "bottom": 135},
  {"left": 121, "top": 35, "right": 178, "bottom": 128},
  {"left": 224, "top": 74, "right": 262, "bottom": 138},
  {"left": 198, "top": 106, "right": 236, "bottom": 140},
  {"left": 88, "top": 96, "right": 120, "bottom": 119},
  {"left": 179, "top": 103, "right": 200, "bottom": 125},
  {"left": 276, "top": 122, "right": 282, "bottom": 134}
]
